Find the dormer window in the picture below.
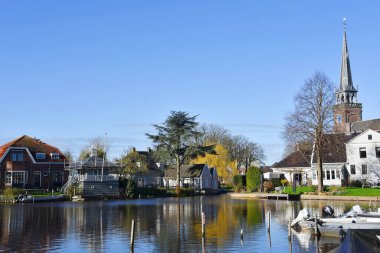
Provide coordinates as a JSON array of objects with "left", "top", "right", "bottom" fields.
[
  {"left": 12, "top": 152, "right": 23, "bottom": 162},
  {"left": 50, "top": 153, "right": 60, "bottom": 160},
  {"left": 36, "top": 153, "right": 46, "bottom": 160}
]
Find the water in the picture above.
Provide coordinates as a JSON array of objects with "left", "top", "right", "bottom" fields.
[{"left": 0, "top": 195, "right": 356, "bottom": 252}]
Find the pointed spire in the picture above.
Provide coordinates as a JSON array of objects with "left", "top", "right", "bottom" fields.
[{"left": 339, "top": 18, "right": 356, "bottom": 92}]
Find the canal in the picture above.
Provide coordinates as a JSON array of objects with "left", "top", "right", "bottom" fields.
[{"left": 0, "top": 195, "right": 355, "bottom": 252}]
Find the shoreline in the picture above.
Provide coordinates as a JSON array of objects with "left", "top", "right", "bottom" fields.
[{"left": 229, "top": 192, "right": 380, "bottom": 202}]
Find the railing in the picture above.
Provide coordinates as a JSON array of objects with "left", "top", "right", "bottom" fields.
[{"left": 79, "top": 175, "right": 119, "bottom": 182}]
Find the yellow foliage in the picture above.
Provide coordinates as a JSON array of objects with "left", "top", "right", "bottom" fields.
[{"left": 192, "top": 144, "right": 237, "bottom": 183}]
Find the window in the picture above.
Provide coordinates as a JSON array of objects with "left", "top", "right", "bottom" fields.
[
  {"left": 322, "top": 171, "right": 325, "bottom": 179},
  {"left": 368, "top": 135, "right": 372, "bottom": 140},
  {"left": 326, "top": 170, "right": 331, "bottom": 180},
  {"left": 5, "top": 172, "right": 12, "bottom": 185},
  {"left": 360, "top": 148, "right": 367, "bottom": 158},
  {"left": 50, "top": 153, "right": 60, "bottom": 160},
  {"left": 362, "top": 165, "right": 367, "bottom": 175},
  {"left": 312, "top": 172, "right": 316, "bottom": 180},
  {"left": 43, "top": 171, "right": 49, "bottom": 176},
  {"left": 13, "top": 172, "right": 27, "bottom": 184},
  {"left": 36, "top": 153, "right": 46, "bottom": 160},
  {"left": 337, "top": 115, "right": 342, "bottom": 123},
  {"left": 376, "top": 147, "right": 380, "bottom": 158},
  {"left": 52, "top": 172, "right": 63, "bottom": 187},
  {"left": 350, "top": 165, "right": 356, "bottom": 175},
  {"left": 12, "top": 152, "right": 23, "bottom": 162},
  {"left": 332, "top": 170, "right": 336, "bottom": 180}
]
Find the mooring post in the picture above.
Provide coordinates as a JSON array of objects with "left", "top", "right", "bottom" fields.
[
  {"left": 370, "top": 200, "right": 372, "bottom": 211},
  {"left": 240, "top": 228, "right": 244, "bottom": 240},
  {"left": 267, "top": 211, "right": 271, "bottom": 232},
  {"left": 314, "top": 214, "right": 318, "bottom": 236},
  {"left": 201, "top": 212, "right": 206, "bottom": 236},
  {"left": 130, "top": 219, "right": 135, "bottom": 248},
  {"left": 288, "top": 217, "right": 291, "bottom": 241}
]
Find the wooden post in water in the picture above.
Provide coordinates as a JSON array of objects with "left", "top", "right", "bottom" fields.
[
  {"left": 240, "top": 228, "right": 244, "bottom": 240},
  {"left": 267, "top": 211, "right": 271, "bottom": 232},
  {"left": 201, "top": 212, "right": 206, "bottom": 236},
  {"left": 314, "top": 214, "right": 318, "bottom": 236},
  {"left": 288, "top": 218, "right": 291, "bottom": 241},
  {"left": 130, "top": 219, "right": 135, "bottom": 248}
]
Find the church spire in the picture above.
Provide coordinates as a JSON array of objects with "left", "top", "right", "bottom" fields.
[{"left": 339, "top": 18, "right": 355, "bottom": 92}]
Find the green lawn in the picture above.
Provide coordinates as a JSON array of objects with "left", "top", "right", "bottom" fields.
[
  {"left": 283, "top": 186, "right": 315, "bottom": 195},
  {"left": 282, "top": 186, "right": 380, "bottom": 196},
  {"left": 336, "top": 187, "right": 380, "bottom": 196}
]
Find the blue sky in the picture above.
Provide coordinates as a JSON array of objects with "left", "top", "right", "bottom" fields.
[{"left": 1, "top": 1, "right": 379, "bottom": 164}]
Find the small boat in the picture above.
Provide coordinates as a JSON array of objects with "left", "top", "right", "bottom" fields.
[
  {"left": 15, "top": 194, "right": 66, "bottom": 203},
  {"left": 292, "top": 205, "right": 380, "bottom": 237}
]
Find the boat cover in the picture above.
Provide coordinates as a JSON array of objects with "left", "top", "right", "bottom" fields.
[{"left": 329, "top": 229, "right": 380, "bottom": 253}]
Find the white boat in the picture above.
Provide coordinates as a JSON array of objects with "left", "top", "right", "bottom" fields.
[{"left": 292, "top": 205, "right": 380, "bottom": 237}]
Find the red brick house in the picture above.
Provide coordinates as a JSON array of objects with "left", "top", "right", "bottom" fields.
[{"left": 0, "top": 135, "right": 67, "bottom": 189}]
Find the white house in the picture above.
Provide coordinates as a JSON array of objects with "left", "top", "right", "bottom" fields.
[
  {"left": 346, "top": 129, "right": 380, "bottom": 185},
  {"left": 272, "top": 149, "right": 311, "bottom": 186}
]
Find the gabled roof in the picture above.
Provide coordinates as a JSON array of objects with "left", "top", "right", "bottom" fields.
[
  {"left": 164, "top": 164, "right": 207, "bottom": 178},
  {"left": 312, "top": 133, "right": 355, "bottom": 163},
  {"left": 80, "top": 155, "right": 118, "bottom": 168},
  {"left": 346, "top": 129, "right": 380, "bottom": 144},
  {"left": 0, "top": 135, "right": 64, "bottom": 161},
  {"left": 273, "top": 149, "right": 311, "bottom": 168},
  {"left": 351, "top": 118, "right": 380, "bottom": 133}
]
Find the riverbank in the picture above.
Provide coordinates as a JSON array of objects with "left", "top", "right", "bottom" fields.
[{"left": 229, "top": 192, "right": 380, "bottom": 202}]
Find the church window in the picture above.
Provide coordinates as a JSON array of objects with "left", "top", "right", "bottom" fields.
[{"left": 359, "top": 148, "right": 367, "bottom": 158}]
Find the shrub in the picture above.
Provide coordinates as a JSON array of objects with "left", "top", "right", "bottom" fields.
[
  {"left": 2, "top": 188, "right": 23, "bottom": 198},
  {"left": 246, "top": 166, "right": 261, "bottom": 192},
  {"left": 349, "top": 180, "right": 362, "bottom": 188},
  {"left": 125, "top": 179, "right": 136, "bottom": 198},
  {"left": 263, "top": 180, "right": 274, "bottom": 192},
  {"left": 281, "top": 179, "right": 289, "bottom": 187},
  {"left": 271, "top": 178, "right": 281, "bottom": 187},
  {"left": 233, "top": 175, "right": 245, "bottom": 192}
]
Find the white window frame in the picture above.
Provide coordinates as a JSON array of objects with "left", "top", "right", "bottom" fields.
[{"left": 50, "top": 153, "right": 60, "bottom": 160}]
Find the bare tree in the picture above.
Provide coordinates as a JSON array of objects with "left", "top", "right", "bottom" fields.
[{"left": 284, "top": 72, "right": 335, "bottom": 192}]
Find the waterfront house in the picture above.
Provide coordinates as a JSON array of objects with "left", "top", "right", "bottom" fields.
[
  {"left": 163, "top": 164, "right": 213, "bottom": 192},
  {"left": 209, "top": 167, "right": 219, "bottom": 193},
  {"left": 0, "top": 135, "right": 67, "bottom": 189},
  {"left": 272, "top": 149, "right": 311, "bottom": 186},
  {"left": 133, "top": 149, "right": 164, "bottom": 188},
  {"left": 345, "top": 129, "right": 380, "bottom": 185},
  {"left": 63, "top": 147, "right": 120, "bottom": 197}
]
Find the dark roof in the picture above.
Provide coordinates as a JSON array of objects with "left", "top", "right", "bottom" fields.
[
  {"left": 0, "top": 135, "right": 64, "bottom": 161},
  {"left": 164, "top": 164, "right": 206, "bottom": 178},
  {"left": 80, "top": 155, "right": 118, "bottom": 168},
  {"left": 313, "top": 133, "right": 354, "bottom": 163},
  {"left": 273, "top": 149, "right": 311, "bottom": 168},
  {"left": 351, "top": 118, "right": 380, "bottom": 133},
  {"left": 260, "top": 166, "right": 273, "bottom": 173}
]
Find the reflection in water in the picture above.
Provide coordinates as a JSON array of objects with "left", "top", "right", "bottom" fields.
[{"left": 0, "top": 196, "right": 349, "bottom": 252}]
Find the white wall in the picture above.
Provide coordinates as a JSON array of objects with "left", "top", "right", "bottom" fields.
[{"left": 346, "top": 129, "right": 380, "bottom": 185}]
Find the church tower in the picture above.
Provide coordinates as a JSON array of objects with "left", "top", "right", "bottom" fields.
[{"left": 333, "top": 19, "right": 362, "bottom": 133}]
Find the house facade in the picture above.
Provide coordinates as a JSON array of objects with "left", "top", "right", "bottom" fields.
[
  {"left": 133, "top": 149, "right": 164, "bottom": 188},
  {"left": 163, "top": 164, "right": 215, "bottom": 192},
  {"left": 272, "top": 149, "right": 311, "bottom": 186},
  {"left": 346, "top": 129, "right": 380, "bottom": 185},
  {"left": 62, "top": 147, "right": 120, "bottom": 197},
  {"left": 0, "top": 135, "right": 67, "bottom": 189}
]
